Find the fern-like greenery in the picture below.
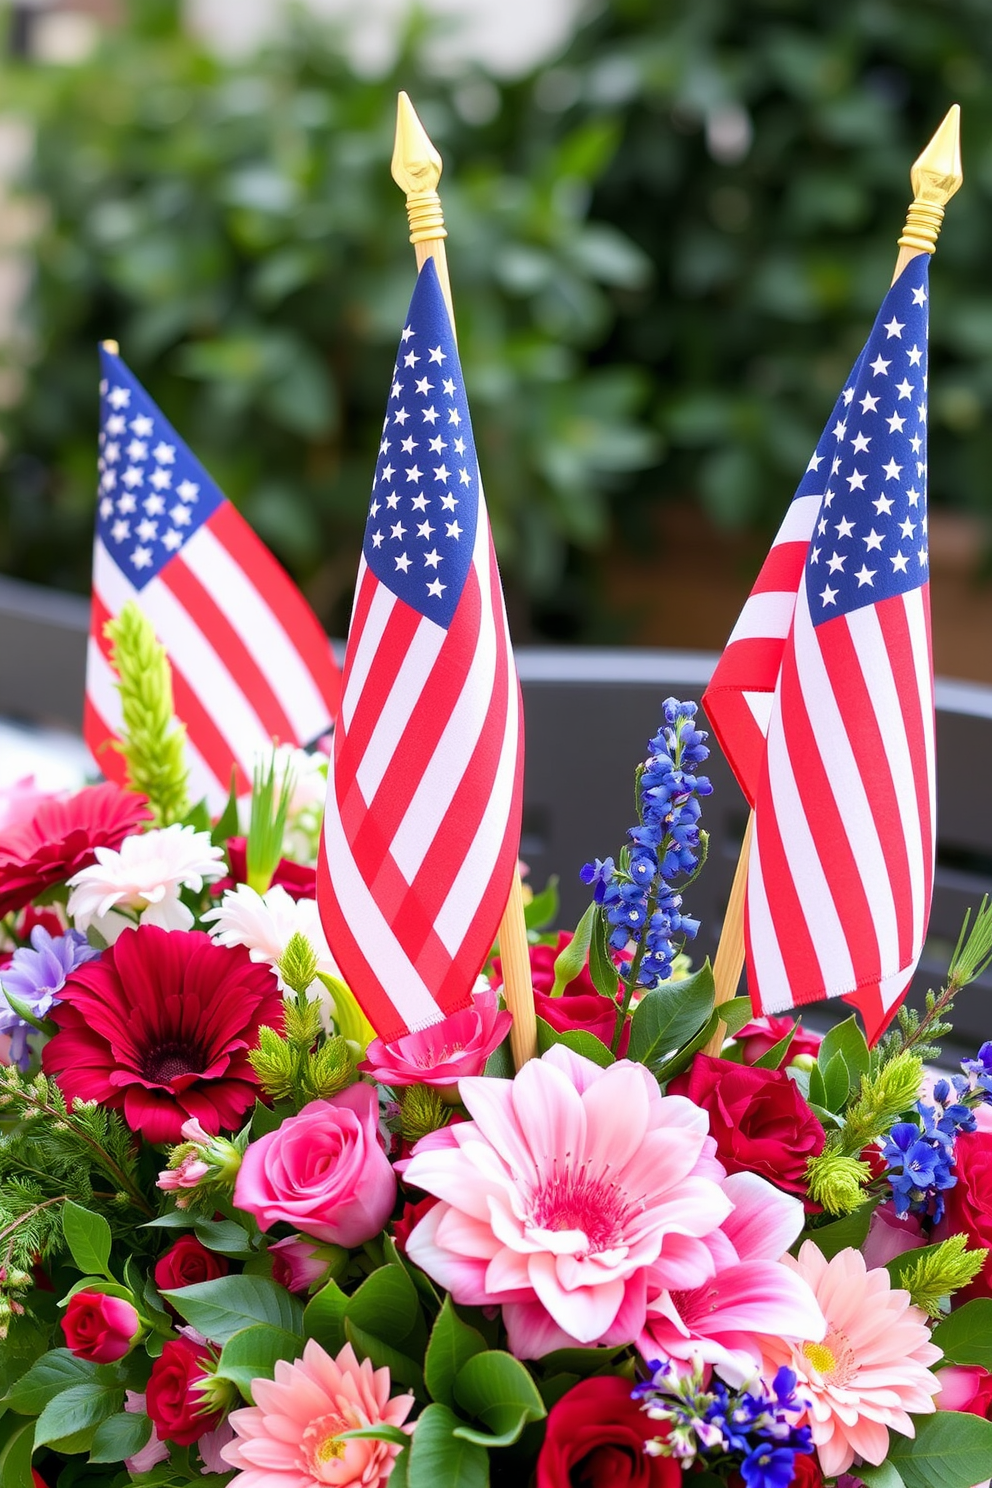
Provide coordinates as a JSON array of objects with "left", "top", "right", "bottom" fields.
[{"left": 105, "top": 599, "right": 190, "bottom": 825}]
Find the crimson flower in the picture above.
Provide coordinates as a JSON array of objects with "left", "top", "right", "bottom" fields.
[
  {"left": 218, "top": 838, "right": 316, "bottom": 901},
  {"left": 0, "top": 783, "right": 151, "bottom": 919},
  {"left": 43, "top": 925, "right": 284, "bottom": 1143}
]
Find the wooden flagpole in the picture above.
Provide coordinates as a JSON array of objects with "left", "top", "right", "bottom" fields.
[
  {"left": 391, "top": 93, "right": 537, "bottom": 1070},
  {"left": 702, "top": 104, "right": 962, "bottom": 1059}
]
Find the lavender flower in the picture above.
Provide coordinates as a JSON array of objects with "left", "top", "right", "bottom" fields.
[{"left": 0, "top": 926, "right": 100, "bottom": 1068}]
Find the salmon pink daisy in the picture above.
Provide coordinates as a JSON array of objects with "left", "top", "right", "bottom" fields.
[
  {"left": 758, "top": 1241, "right": 942, "bottom": 1477},
  {"left": 220, "top": 1339, "right": 413, "bottom": 1488}
]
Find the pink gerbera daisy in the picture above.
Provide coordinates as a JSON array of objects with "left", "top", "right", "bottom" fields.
[
  {"left": 221, "top": 1340, "right": 413, "bottom": 1488},
  {"left": 758, "top": 1240, "right": 942, "bottom": 1477}
]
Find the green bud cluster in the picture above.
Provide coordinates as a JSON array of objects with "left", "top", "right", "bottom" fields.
[{"left": 105, "top": 600, "right": 190, "bottom": 826}]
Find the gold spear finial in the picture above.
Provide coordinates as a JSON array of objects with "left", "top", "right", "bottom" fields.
[
  {"left": 897, "top": 104, "right": 963, "bottom": 258},
  {"left": 392, "top": 91, "right": 446, "bottom": 248}
]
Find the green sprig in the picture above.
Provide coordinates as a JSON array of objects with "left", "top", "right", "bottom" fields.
[
  {"left": 104, "top": 600, "right": 190, "bottom": 826},
  {"left": 895, "top": 1234, "right": 988, "bottom": 1318},
  {"left": 246, "top": 751, "right": 296, "bottom": 893}
]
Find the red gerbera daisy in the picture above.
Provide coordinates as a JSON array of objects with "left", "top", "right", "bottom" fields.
[
  {"left": 42, "top": 925, "right": 284, "bottom": 1144},
  {"left": 0, "top": 783, "right": 151, "bottom": 919}
]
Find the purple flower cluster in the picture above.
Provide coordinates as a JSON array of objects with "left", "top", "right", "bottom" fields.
[
  {"left": 881, "top": 1046, "right": 992, "bottom": 1222},
  {"left": 582, "top": 698, "right": 711, "bottom": 991},
  {"left": 0, "top": 926, "right": 100, "bottom": 1069},
  {"left": 634, "top": 1358, "right": 813, "bottom": 1488}
]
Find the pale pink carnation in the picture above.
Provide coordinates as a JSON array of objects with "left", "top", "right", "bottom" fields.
[
  {"left": 360, "top": 983, "right": 512, "bottom": 1087},
  {"left": 221, "top": 1339, "right": 413, "bottom": 1488},
  {"left": 759, "top": 1241, "right": 943, "bottom": 1477},
  {"left": 404, "top": 1045, "right": 735, "bottom": 1358}
]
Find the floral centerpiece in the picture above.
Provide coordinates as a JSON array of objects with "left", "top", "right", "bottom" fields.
[{"left": 3, "top": 605, "right": 992, "bottom": 1488}]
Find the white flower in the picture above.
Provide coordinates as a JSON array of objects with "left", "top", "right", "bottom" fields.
[
  {"left": 201, "top": 884, "right": 339, "bottom": 1027},
  {"left": 67, "top": 826, "right": 226, "bottom": 943}
]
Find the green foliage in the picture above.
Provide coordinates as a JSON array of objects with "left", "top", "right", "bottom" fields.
[
  {"left": 535, "top": 1015, "right": 614, "bottom": 1066},
  {"left": 212, "top": 1323, "right": 302, "bottom": 1402},
  {"left": 160, "top": 1273, "right": 304, "bottom": 1343},
  {"left": 104, "top": 601, "right": 190, "bottom": 825},
  {"left": 804, "top": 1150, "right": 871, "bottom": 1216},
  {"left": 246, "top": 750, "right": 295, "bottom": 895},
  {"left": 249, "top": 982, "right": 357, "bottom": 1107},
  {"left": 399, "top": 1084, "right": 452, "bottom": 1144},
  {"left": 832, "top": 1050, "right": 924, "bottom": 1156},
  {"left": 932, "top": 1298, "right": 992, "bottom": 1368},
  {"left": 887, "top": 1233, "right": 988, "bottom": 1317},
  {"left": 278, "top": 930, "right": 320, "bottom": 998},
  {"left": 883, "top": 1410, "right": 992, "bottom": 1488},
  {"left": 627, "top": 960, "right": 715, "bottom": 1069}
]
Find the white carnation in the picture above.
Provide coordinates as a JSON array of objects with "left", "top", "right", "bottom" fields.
[{"left": 67, "top": 826, "right": 226, "bottom": 944}]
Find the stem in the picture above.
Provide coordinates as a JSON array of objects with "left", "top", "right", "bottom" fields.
[
  {"left": 896, "top": 978, "right": 960, "bottom": 1056},
  {"left": 611, "top": 886, "right": 657, "bottom": 1054},
  {"left": 25, "top": 1090, "right": 153, "bottom": 1216},
  {"left": 0, "top": 1195, "right": 64, "bottom": 1249}
]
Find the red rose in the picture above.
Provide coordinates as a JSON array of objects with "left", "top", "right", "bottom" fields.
[
  {"left": 536, "top": 1376, "right": 679, "bottom": 1488},
  {"left": 392, "top": 1195, "right": 439, "bottom": 1255},
  {"left": 146, "top": 1336, "right": 222, "bottom": 1446},
  {"left": 935, "top": 1132, "right": 992, "bottom": 1301},
  {"left": 669, "top": 1053, "right": 825, "bottom": 1203},
  {"left": 33, "top": 1472, "right": 49, "bottom": 1488},
  {"left": 789, "top": 1451, "right": 826, "bottom": 1488},
  {"left": 494, "top": 933, "right": 630, "bottom": 1056},
  {"left": 154, "top": 1234, "right": 228, "bottom": 1292},
  {"left": 62, "top": 1290, "right": 140, "bottom": 1363},
  {"left": 737, "top": 1016, "right": 822, "bottom": 1067}
]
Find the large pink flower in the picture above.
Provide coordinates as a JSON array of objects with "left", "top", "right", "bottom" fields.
[
  {"left": 221, "top": 1339, "right": 413, "bottom": 1488},
  {"left": 758, "top": 1241, "right": 942, "bottom": 1477},
  {"left": 360, "top": 983, "right": 512, "bottom": 1087},
  {"left": 639, "top": 1169, "right": 826, "bottom": 1383},
  {"left": 404, "top": 1046, "right": 734, "bottom": 1359}
]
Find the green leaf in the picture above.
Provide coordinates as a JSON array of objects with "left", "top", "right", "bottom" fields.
[
  {"left": 483, "top": 1036, "right": 515, "bottom": 1079},
  {"left": 34, "top": 1380, "right": 124, "bottom": 1448},
  {"left": 347, "top": 1263, "right": 423, "bottom": 1351},
  {"left": 885, "top": 1240, "right": 949, "bottom": 1291},
  {"left": 627, "top": 962, "right": 715, "bottom": 1066},
  {"left": 304, "top": 1277, "right": 350, "bottom": 1356},
  {"left": 0, "top": 1420, "right": 35, "bottom": 1488},
  {"left": 932, "top": 1299, "right": 992, "bottom": 1367},
  {"left": 549, "top": 903, "right": 597, "bottom": 997},
  {"left": 536, "top": 1016, "right": 614, "bottom": 1067},
  {"left": 161, "top": 1275, "right": 304, "bottom": 1345},
  {"left": 885, "top": 1410, "right": 992, "bottom": 1488},
  {"left": 799, "top": 1199, "right": 877, "bottom": 1260},
  {"left": 808, "top": 1062, "right": 828, "bottom": 1109},
  {"left": 212, "top": 770, "right": 241, "bottom": 845},
  {"left": 588, "top": 912, "right": 619, "bottom": 1002},
  {"left": 821, "top": 1050, "right": 852, "bottom": 1110},
  {"left": 719, "top": 997, "right": 757, "bottom": 1037},
  {"left": 89, "top": 1410, "right": 153, "bottom": 1463},
  {"left": 251, "top": 1097, "right": 289, "bottom": 1139},
  {"left": 425, "top": 1297, "right": 487, "bottom": 1408},
  {"left": 193, "top": 1217, "right": 255, "bottom": 1256},
  {"left": 338, "top": 1424, "right": 413, "bottom": 1449},
  {"left": 539, "top": 1346, "right": 629, "bottom": 1376},
  {"left": 452, "top": 1349, "right": 546, "bottom": 1446},
  {"left": 344, "top": 1320, "right": 425, "bottom": 1395},
  {"left": 4, "top": 1349, "right": 112, "bottom": 1414},
  {"left": 752, "top": 1026, "right": 796, "bottom": 1069},
  {"left": 859, "top": 1462, "right": 907, "bottom": 1488},
  {"left": 817, "top": 1016, "right": 871, "bottom": 1082},
  {"left": 407, "top": 1401, "right": 489, "bottom": 1488},
  {"left": 652, "top": 992, "right": 751, "bottom": 1083},
  {"left": 62, "top": 1199, "right": 113, "bottom": 1278},
  {"left": 523, "top": 876, "right": 559, "bottom": 931},
  {"left": 215, "top": 1324, "right": 304, "bottom": 1401}
]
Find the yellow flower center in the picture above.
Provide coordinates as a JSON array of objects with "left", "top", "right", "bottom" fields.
[
  {"left": 302, "top": 1410, "right": 352, "bottom": 1481},
  {"left": 802, "top": 1327, "right": 856, "bottom": 1386},
  {"left": 315, "top": 1437, "right": 345, "bottom": 1463},
  {"left": 803, "top": 1341, "right": 837, "bottom": 1375}
]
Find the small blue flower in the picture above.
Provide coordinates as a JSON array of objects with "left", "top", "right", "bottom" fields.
[
  {"left": 741, "top": 1445, "right": 799, "bottom": 1488},
  {"left": 0, "top": 926, "right": 100, "bottom": 1069}
]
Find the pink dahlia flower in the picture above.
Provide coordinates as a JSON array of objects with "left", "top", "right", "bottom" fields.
[
  {"left": 359, "top": 983, "right": 512, "bottom": 1087},
  {"left": 759, "top": 1240, "right": 942, "bottom": 1477},
  {"left": 221, "top": 1339, "right": 413, "bottom": 1488},
  {"left": 639, "top": 1169, "right": 826, "bottom": 1384},
  {"left": 404, "top": 1045, "right": 734, "bottom": 1359}
]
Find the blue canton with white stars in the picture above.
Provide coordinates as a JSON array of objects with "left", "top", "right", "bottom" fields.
[
  {"left": 362, "top": 258, "right": 478, "bottom": 630},
  {"left": 798, "top": 260, "right": 930, "bottom": 626},
  {"left": 96, "top": 347, "right": 224, "bottom": 592}
]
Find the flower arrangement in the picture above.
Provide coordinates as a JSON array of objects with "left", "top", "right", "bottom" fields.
[{"left": 3, "top": 606, "right": 992, "bottom": 1488}]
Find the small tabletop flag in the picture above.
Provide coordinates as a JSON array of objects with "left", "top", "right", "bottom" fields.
[
  {"left": 318, "top": 258, "right": 524, "bottom": 1041},
  {"left": 704, "top": 258, "right": 935, "bottom": 1043},
  {"left": 86, "top": 346, "right": 341, "bottom": 809}
]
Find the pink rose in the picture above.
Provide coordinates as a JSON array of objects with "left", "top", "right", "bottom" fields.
[
  {"left": 234, "top": 1084, "right": 396, "bottom": 1247},
  {"left": 62, "top": 1291, "right": 140, "bottom": 1363},
  {"left": 861, "top": 1203, "right": 925, "bottom": 1270},
  {"left": 269, "top": 1235, "right": 340, "bottom": 1293},
  {"left": 737, "top": 1016, "right": 823, "bottom": 1067},
  {"left": 360, "top": 984, "right": 511, "bottom": 1087},
  {"left": 935, "top": 1365, "right": 992, "bottom": 1417}
]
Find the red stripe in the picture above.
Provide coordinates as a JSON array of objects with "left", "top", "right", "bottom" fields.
[
  {"left": 818, "top": 613, "right": 914, "bottom": 972},
  {"left": 83, "top": 696, "right": 127, "bottom": 784},
  {"left": 876, "top": 588, "right": 935, "bottom": 907},
  {"left": 317, "top": 841, "right": 417, "bottom": 1041},
  {"left": 209, "top": 502, "right": 341, "bottom": 719},
  {"left": 749, "top": 540, "right": 809, "bottom": 596},
  {"left": 159, "top": 555, "right": 297, "bottom": 746},
  {"left": 747, "top": 784, "right": 822, "bottom": 1010},
  {"left": 90, "top": 585, "right": 248, "bottom": 799},
  {"left": 336, "top": 603, "right": 423, "bottom": 791}
]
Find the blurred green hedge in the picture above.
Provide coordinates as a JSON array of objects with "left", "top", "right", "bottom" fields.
[{"left": 2, "top": 0, "right": 992, "bottom": 641}]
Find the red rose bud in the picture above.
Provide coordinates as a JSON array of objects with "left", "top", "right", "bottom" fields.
[
  {"left": 737, "top": 1016, "right": 823, "bottom": 1068},
  {"left": 935, "top": 1364, "right": 992, "bottom": 1418},
  {"left": 669, "top": 1053, "right": 826, "bottom": 1205},
  {"left": 392, "top": 1195, "right": 439, "bottom": 1256},
  {"left": 62, "top": 1290, "right": 141, "bottom": 1363},
  {"left": 146, "top": 1336, "right": 223, "bottom": 1447},
  {"left": 154, "top": 1233, "right": 229, "bottom": 1292},
  {"left": 536, "top": 1376, "right": 680, "bottom": 1488}
]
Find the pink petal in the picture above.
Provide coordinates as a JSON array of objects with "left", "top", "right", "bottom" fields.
[{"left": 719, "top": 1171, "right": 806, "bottom": 1261}]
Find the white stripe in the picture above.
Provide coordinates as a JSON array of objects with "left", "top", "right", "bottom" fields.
[
  {"left": 746, "top": 813, "right": 794, "bottom": 1014},
  {"left": 905, "top": 586, "right": 937, "bottom": 843},
  {"left": 435, "top": 535, "right": 520, "bottom": 952},
  {"left": 355, "top": 615, "right": 447, "bottom": 804},
  {"left": 880, "top": 965, "right": 914, "bottom": 1016},
  {"left": 774, "top": 492, "right": 822, "bottom": 546},
  {"left": 341, "top": 566, "right": 392, "bottom": 729},
  {"left": 321, "top": 782, "right": 443, "bottom": 1030},
  {"left": 86, "top": 631, "right": 226, "bottom": 810},
  {"left": 726, "top": 589, "right": 798, "bottom": 646},
  {"left": 743, "top": 690, "right": 773, "bottom": 736},
  {"left": 761, "top": 671, "right": 857, "bottom": 994},
  {"left": 847, "top": 601, "right": 926, "bottom": 957},
  {"left": 182, "top": 523, "right": 330, "bottom": 742},
  {"left": 791, "top": 583, "right": 902, "bottom": 982},
  {"left": 94, "top": 541, "right": 270, "bottom": 777},
  {"left": 391, "top": 522, "right": 498, "bottom": 879}
]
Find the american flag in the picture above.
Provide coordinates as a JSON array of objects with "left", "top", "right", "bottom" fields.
[
  {"left": 86, "top": 346, "right": 341, "bottom": 811},
  {"left": 317, "top": 258, "right": 524, "bottom": 1041},
  {"left": 703, "top": 257, "right": 934, "bottom": 1043}
]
